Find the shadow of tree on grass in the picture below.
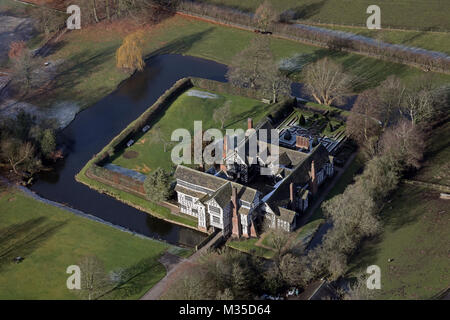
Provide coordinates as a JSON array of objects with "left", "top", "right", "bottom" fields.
[
  {"left": 0, "top": 216, "right": 68, "bottom": 272},
  {"left": 98, "top": 256, "right": 166, "bottom": 300}
]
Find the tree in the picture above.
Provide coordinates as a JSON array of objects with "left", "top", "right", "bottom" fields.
[
  {"left": 226, "top": 36, "right": 272, "bottom": 90},
  {"left": 377, "top": 76, "right": 405, "bottom": 128},
  {"left": 30, "top": 6, "right": 64, "bottom": 38},
  {"left": 10, "top": 48, "right": 37, "bottom": 92},
  {"left": 342, "top": 272, "right": 375, "bottom": 300},
  {"left": 227, "top": 36, "right": 289, "bottom": 101},
  {"left": 116, "top": 30, "right": 146, "bottom": 72},
  {"left": 213, "top": 100, "right": 232, "bottom": 129},
  {"left": 1, "top": 139, "right": 35, "bottom": 175},
  {"left": 346, "top": 89, "right": 382, "bottom": 155},
  {"left": 356, "top": 156, "right": 400, "bottom": 202},
  {"left": 380, "top": 118, "right": 425, "bottom": 169},
  {"left": 299, "top": 114, "right": 306, "bottom": 125},
  {"left": 216, "top": 288, "right": 234, "bottom": 300},
  {"left": 322, "top": 182, "right": 380, "bottom": 253},
  {"left": 269, "top": 228, "right": 290, "bottom": 262},
  {"left": 150, "top": 124, "right": 169, "bottom": 152},
  {"left": 77, "top": 255, "right": 111, "bottom": 300},
  {"left": 302, "top": 58, "right": 354, "bottom": 106},
  {"left": 254, "top": 0, "right": 278, "bottom": 31},
  {"left": 402, "top": 86, "right": 435, "bottom": 125},
  {"left": 261, "top": 59, "right": 291, "bottom": 102},
  {"left": 143, "top": 167, "right": 172, "bottom": 202},
  {"left": 279, "top": 253, "right": 304, "bottom": 286},
  {"left": 40, "top": 129, "right": 56, "bottom": 159}
]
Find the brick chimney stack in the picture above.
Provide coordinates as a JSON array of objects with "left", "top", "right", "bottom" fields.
[
  {"left": 220, "top": 135, "right": 228, "bottom": 172},
  {"left": 247, "top": 118, "right": 253, "bottom": 130},
  {"left": 231, "top": 186, "right": 242, "bottom": 238},
  {"left": 309, "top": 160, "right": 318, "bottom": 195},
  {"left": 249, "top": 220, "right": 257, "bottom": 237},
  {"left": 296, "top": 136, "right": 310, "bottom": 150},
  {"left": 289, "top": 182, "right": 295, "bottom": 210}
]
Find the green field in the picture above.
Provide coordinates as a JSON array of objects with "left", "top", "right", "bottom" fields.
[
  {"left": 227, "top": 238, "right": 275, "bottom": 259},
  {"left": 27, "top": 13, "right": 450, "bottom": 110},
  {"left": 2, "top": 0, "right": 450, "bottom": 112},
  {"left": 349, "top": 184, "right": 449, "bottom": 299},
  {"left": 0, "top": 187, "right": 190, "bottom": 300},
  {"left": 348, "top": 121, "right": 450, "bottom": 299},
  {"left": 202, "top": 0, "right": 450, "bottom": 31},
  {"left": 110, "top": 87, "right": 271, "bottom": 173},
  {"left": 326, "top": 26, "right": 450, "bottom": 55},
  {"left": 414, "top": 121, "right": 450, "bottom": 186}
]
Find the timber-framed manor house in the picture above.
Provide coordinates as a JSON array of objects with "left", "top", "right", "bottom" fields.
[{"left": 175, "top": 117, "right": 337, "bottom": 238}]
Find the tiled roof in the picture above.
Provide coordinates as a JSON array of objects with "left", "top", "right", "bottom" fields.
[
  {"left": 278, "top": 207, "right": 296, "bottom": 223},
  {"left": 265, "top": 144, "right": 330, "bottom": 216},
  {"left": 174, "top": 184, "right": 206, "bottom": 199},
  {"left": 175, "top": 165, "right": 258, "bottom": 204}
]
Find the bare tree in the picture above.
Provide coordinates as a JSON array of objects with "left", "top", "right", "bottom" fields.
[
  {"left": 213, "top": 100, "right": 232, "bottom": 129},
  {"left": 30, "top": 6, "right": 65, "bottom": 38},
  {"left": 302, "top": 58, "right": 354, "bottom": 106},
  {"left": 150, "top": 124, "right": 169, "bottom": 152},
  {"left": 10, "top": 49, "right": 38, "bottom": 92},
  {"left": 254, "top": 0, "right": 278, "bottom": 31},
  {"left": 402, "top": 89, "right": 434, "bottom": 125},
  {"left": 380, "top": 118, "right": 426, "bottom": 169},
  {"left": 346, "top": 89, "right": 382, "bottom": 154},
  {"left": 279, "top": 253, "right": 304, "bottom": 286},
  {"left": 342, "top": 272, "right": 375, "bottom": 300},
  {"left": 266, "top": 227, "right": 290, "bottom": 264},
  {"left": 1, "top": 139, "right": 35, "bottom": 175},
  {"left": 261, "top": 59, "right": 291, "bottom": 102},
  {"left": 77, "top": 255, "right": 111, "bottom": 300},
  {"left": 226, "top": 36, "right": 273, "bottom": 90},
  {"left": 377, "top": 76, "right": 405, "bottom": 128}
]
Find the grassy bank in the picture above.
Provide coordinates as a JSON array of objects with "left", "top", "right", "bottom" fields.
[
  {"left": 111, "top": 87, "right": 270, "bottom": 172},
  {"left": 0, "top": 187, "right": 190, "bottom": 299},
  {"left": 348, "top": 121, "right": 450, "bottom": 299},
  {"left": 75, "top": 163, "right": 198, "bottom": 229},
  {"left": 325, "top": 25, "right": 450, "bottom": 55},
  {"left": 202, "top": 0, "right": 450, "bottom": 31},
  {"left": 31, "top": 13, "right": 450, "bottom": 110},
  {"left": 348, "top": 184, "right": 449, "bottom": 299}
]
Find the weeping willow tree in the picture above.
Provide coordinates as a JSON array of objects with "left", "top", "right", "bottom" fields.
[{"left": 115, "top": 30, "right": 146, "bottom": 72}]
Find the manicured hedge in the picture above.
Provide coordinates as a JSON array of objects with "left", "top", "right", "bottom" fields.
[{"left": 266, "top": 98, "right": 296, "bottom": 125}]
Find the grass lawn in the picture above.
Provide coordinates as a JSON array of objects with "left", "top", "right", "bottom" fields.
[
  {"left": 348, "top": 184, "right": 449, "bottom": 299},
  {"left": 291, "top": 218, "right": 325, "bottom": 248},
  {"left": 202, "top": 0, "right": 450, "bottom": 31},
  {"left": 0, "top": 187, "right": 193, "bottom": 300},
  {"left": 110, "top": 87, "right": 270, "bottom": 173},
  {"left": 227, "top": 238, "right": 275, "bottom": 259},
  {"left": 326, "top": 25, "right": 450, "bottom": 55},
  {"left": 348, "top": 120, "right": 450, "bottom": 299},
  {"left": 27, "top": 12, "right": 450, "bottom": 110}
]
